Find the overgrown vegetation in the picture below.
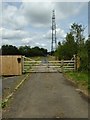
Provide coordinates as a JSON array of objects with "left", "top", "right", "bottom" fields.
[
  {"left": 55, "top": 23, "right": 89, "bottom": 93},
  {"left": 55, "top": 23, "right": 90, "bottom": 71}
]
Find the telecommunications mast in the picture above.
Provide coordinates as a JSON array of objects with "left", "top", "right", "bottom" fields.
[{"left": 51, "top": 10, "right": 57, "bottom": 53}]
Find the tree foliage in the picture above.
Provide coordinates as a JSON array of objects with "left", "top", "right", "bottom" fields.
[
  {"left": 70, "top": 23, "right": 85, "bottom": 45},
  {"left": 56, "top": 23, "right": 89, "bottom": 71},
  {"left": 1, "top": 45, "right": 47, "bottom": 57},
  {"left": 56, "top": 32, "right": 77, "bottom": 60},
  {"left": 2, "top": 45, "right": 19, "bottom": 55}
]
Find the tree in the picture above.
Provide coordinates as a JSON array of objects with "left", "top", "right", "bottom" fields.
[
  {"left": 85, "top": 35, "right": 90, "bottom": 71},
  {"left": 70, "top": 23, "right": 85, "bottom": 46},
  {"left": 56, "top": 32, "right": 77, "bottom": 60},
  {"left": 65, "top": 32, "right": 77, "bottom": 58},
  {"left": 19, "top": 46, "right": 31, "bottom": 57},
  {"left": 70, "top": 23, "right": 87, "bottom": 71},
  {"left": 2, "top": 45, "right": 19, "bottom": 55},
  {"left": 56, "top": 23, "right": 88, "bottom": 71},
  {"left": 19, "top": 46, "right": 47, "bottom": 57},
  {"left": 1, "top": 45, "right": 48, "bottom": 57}
]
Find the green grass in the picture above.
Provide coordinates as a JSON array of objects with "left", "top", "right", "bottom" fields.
[
  {"left": 65, "top": 71, "right": 89, "bottom": 92},
  {"left": 47, "top": 55, "right": 56, "bottom": 61},
  {"left": 29, "top": 56, "right": 44, "bottom": 61}
]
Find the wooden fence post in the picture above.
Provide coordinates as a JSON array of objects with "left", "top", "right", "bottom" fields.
[
  {"left": 77, "top": 56, "right": 80, "bottom": 70},
  {"left": 73, "top": 55, "right": 76, "bottom": 71},
  {"left": 22, "top": 56, "right": 25, "bottom": 73},
  {"left": 61, "top": 59, "right": 64, "bottom": 72},
  {"left": 75, "top": 54, "right": 77, "bottom": 71}
]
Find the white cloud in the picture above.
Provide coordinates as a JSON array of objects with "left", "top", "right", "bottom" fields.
[
  {"left": 21, "top": 2, "right": 53, "bottom": 27},
  {"left": 22, "top": 0, "right": 88, "bottom": 2},
  {"left": 43, "top": 27, "right": 66, "bottom": 40},
  {"left": 2, "top": 3, "right": 27, "bottom": 29},
  {"left": 1, "top": 27, "right": 29, "bottom": 39},
  {"left": 21, "top": 37, "right": 33, "bottom": 43},
  {"left": 0, "top": 3, "right": 2, "bottom": 28},
  {"left": 41, "top": 43, "right": 46, "bottom": 47},
  {"left": 2, "top": 39, "right": 13, "bottom": 45},
  {"left": 2, "top": 2, "right": 86, "bottom": 29},
  {"left": 0, "top": 27, "right": 2, "bottom": 37},
  {"left": 1, "top": 2, "right": 87, "bottom": 51},
  {"left": 56, "top": 28, "right": 66, "bottom": 38},
  {"left": 54, "top": 2, "right": 86, "bottom": 20},
  {"left": 35, "top": 42, "right": 46, "bottom": 48}
]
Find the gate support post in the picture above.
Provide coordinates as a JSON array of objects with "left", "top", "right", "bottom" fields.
[
  {"left": 73, "top": 55, "right": 76, "bottom": 71},
  {"left": 74, "top": 54, "right": 77, "bottom": 71},
  {"left": 61, "top": 60, "right": 64, "bottom": 72},
  {"left": 22, "top": 56, "right": 25, "bottom": 74}
]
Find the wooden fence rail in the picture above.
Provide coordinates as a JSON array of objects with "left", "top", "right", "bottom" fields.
[{"left": 22, "top": 56, "right": 76, "bottom": 73}]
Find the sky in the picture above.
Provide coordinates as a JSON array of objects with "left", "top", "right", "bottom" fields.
[{"left": 0, "top": 1, "right": 88, "bottom": 51}]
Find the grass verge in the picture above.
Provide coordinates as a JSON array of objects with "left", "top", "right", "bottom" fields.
[{"left": 64, "top": 71, "right": 89, "bottom": 96}]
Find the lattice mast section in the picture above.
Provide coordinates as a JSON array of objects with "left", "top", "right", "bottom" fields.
[{"left": 51, "top": 10, "right": 57, "bottom": 52}]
